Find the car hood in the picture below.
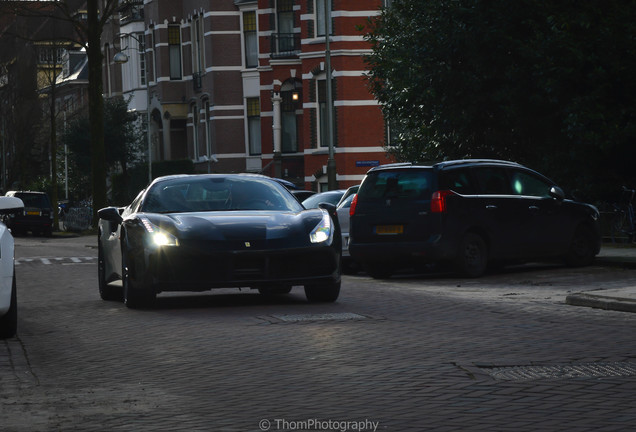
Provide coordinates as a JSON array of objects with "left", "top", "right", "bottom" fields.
[{"left": 142, "top": 210, "right": 327, "bottom": 245}]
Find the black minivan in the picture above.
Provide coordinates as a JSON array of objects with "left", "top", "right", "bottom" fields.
[{"left": 348, "top": 160, "right": 601, "bottom": 278}]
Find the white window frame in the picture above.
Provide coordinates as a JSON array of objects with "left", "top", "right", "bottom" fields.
[{"left": 191, "top": 16, "right": 205, "bottom": 75}]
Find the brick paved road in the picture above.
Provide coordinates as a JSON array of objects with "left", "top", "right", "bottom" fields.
[{"left": 2, "top": 235, "right": 636, "bottom": 431}]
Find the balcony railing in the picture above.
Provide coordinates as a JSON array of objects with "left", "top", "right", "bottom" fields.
[{"left": 270, "top": 33, "right": 300, "bottom": 59}]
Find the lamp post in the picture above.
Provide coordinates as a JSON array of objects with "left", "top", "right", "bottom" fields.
[
  {"left": 324, "top": 0, "right": 337, "bottom": 190},
  {"left": 113, "top": 33, "right": 153, "bottom": 183}
]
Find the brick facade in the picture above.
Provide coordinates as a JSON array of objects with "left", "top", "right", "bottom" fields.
[{"left": 105, "top": 0, "right": 392, "bottom": 191}]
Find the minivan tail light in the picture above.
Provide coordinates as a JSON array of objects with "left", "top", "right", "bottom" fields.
[
  {"left": 431, "top": 190, "right": 455, "bottom": 213},
  {"left": 349, "top": 194, "right": 358, "bottom": 217}
]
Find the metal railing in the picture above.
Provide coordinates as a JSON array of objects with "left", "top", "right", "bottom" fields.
[
  {"left": 61, "top": 207, "right": 92, "bottom": 232},
  {"left": 270, "top": 33, "right": 300, "bottom": 58}
]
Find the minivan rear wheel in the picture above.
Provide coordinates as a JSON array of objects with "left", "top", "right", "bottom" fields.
[{"left": 455, "top": 233, "right": 488, "bottom": 277}]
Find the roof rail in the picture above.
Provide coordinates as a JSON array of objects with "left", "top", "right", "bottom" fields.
[{"left": 435, "top": 159, "right": 521, "bottom": 168}]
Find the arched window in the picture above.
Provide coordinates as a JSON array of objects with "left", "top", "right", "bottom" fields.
[
  {"left": 204, "top": 99, "right": 212, "bottom": 157},
  {"left": 191, "top": 103, "right": 199, "bottom": 159}
]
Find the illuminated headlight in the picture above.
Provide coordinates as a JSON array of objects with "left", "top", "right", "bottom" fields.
[
  {"left": 309, "top": 211, "right": 333, "bottom": 244},
  {"left": 140, "top": 217, "right": 179, "bottom": 247}
]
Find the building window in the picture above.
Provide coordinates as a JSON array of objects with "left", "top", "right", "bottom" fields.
[
  {"left": 191, "top": 103, "right": 199, "bottom": 159},
  {"left": 38, "top": 46, "right": 65, "bottom": 65},
  {"left": 204, "top": 100, "right": 212, "bottom": 158},
  {"left": 168, "top": 25, "right": 182, "bottom": 80},
  {"left": 317, "top": 80, "right": 330, "bottom": 148},
  {"left": 138, "top": 32, "right": 146, "bottom": 86},
  {"left": 277, "top": 0, "right": 295, "bottom": 51},
  {"left": 192, "top": 16, "right": 205, "bottom": 74},
  {"left": 281, "top": 81, "right": 299, "bottom": 153},
  {"left": 315, "top": 0, "right": 332, "bottom": 37},
  {"left": 247, "top": 98, "right": 261, "bottom": 155},
  {"left": 150, "top": 28, "right": 156, "bottom": 83},
  {"left": 243, "top": 11, "right": 258, "bottom": 68}
]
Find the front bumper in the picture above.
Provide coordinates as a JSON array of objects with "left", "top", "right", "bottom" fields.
[{"left": 143, "top": 245, "right": 341, "bottom": 292}]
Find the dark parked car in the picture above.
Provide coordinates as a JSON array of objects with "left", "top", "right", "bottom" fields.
[
  {"left": 302, "top": 189, "right": 346, "bottom": 209},
  {"left": 334, "top": 185, "right": 360, "bottom": 272},
  {"left": 349, "top": 160, "right": 601, "bottom": 278},
  {"left": 4, "top": 191, "right": 54, "bottom": 236},
  {"left": 97, "top": 174, "right": 342, "bottom": 308},
  {"left": 291, "top": 190, "right": 316, "bottom": 202},
  {"left": 270, "top": 177, "right": 315, "bottom": 202}
]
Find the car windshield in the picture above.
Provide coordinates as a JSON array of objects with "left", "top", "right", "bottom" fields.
[
  {"left": 15, "top": 193, "right": 50, "bottom": 208},
  {"left": 140, "top": 176, "right": 305, "bottom": 213}
]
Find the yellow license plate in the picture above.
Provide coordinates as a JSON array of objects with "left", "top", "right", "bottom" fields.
[
  {"left": 375, "top": 225, "right": 404, "bottom": 235},
  {"left": 26, "top": 211, "right": 41, "bottom": 216}
]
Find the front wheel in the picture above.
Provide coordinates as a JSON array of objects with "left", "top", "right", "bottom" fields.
[
  {"left": 304, "top": 281, "right": 341, "bottom": 303},
  {"left": 454, "top": 232, "right": 488, "bottom": 277},
  {"left": 122, "top": 247, "right": 156, "bottom": 309}
]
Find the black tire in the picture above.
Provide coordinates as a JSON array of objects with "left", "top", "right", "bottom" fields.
[
  {"left": 0, "top": 273, "right": 17, "bottom": 339},
  {"left": 455, "top": 232, "right": 488, "bottom": 277},
  {"left": 304, "top": 280, "right": 341, "bottom": 303},
  {"left": 122, "top": 246, "right": 156, "bottom": 309},
  {"left": 98, "top": 241, "right": 122, "bottom": 301},
  {"left": 565, "top": 225, "right": 596, "bottom": 267}
]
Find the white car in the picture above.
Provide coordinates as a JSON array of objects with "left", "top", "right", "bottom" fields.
[
  {"left": 336, "top": 185, "right": 359, "bottom": 273},
  {"left": 0, "top": 196, "right": 24, "bottom": 339}
]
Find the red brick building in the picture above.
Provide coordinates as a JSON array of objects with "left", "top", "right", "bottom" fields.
[{"left": 104, "top": 0, "right": 393, "bottom": 191}]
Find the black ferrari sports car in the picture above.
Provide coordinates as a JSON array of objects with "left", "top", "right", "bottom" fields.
[{"left": 97, "top": 174, "right": 342, "bottom": 308}]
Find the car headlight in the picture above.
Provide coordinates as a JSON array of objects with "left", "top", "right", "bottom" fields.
[
  {"left": 309, "top": 211, "right": 333, "bottom": 244},
  {"left": 140, "top": 216, "right": 179, "bottom": 247}
]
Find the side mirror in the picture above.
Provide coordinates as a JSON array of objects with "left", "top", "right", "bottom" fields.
[
  {"left": 97, "top": 207, "right": 123, "bottom": 225},
  {"left": 549, "top": 186, "right": 565, "bottom": 201},
  {"left": 318, "top": 202, "right": 337, "bottom": 214}
]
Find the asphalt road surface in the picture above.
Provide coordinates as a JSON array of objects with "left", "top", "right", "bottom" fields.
[{"left": 2, "top": 234, "right": 636, "bottom": 431}]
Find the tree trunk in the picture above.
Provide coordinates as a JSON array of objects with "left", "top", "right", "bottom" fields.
[{"left": 87, "top": 0, "right": 106, "bottom": 226}]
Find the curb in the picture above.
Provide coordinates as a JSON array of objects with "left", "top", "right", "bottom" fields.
[
  {"left": 595, "top": 258, "right": 636, "bottom": 270},
  {"left": 565, "top": 293, "right": 636, "bottom": 313}
]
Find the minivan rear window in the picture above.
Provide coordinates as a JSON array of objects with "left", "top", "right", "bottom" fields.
[{"left": 359, "top": 170, "right": 433, "bottom": 200}]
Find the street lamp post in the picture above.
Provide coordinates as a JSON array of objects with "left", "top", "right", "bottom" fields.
[
  {"left": 324, "top": 0, "right": 337, "bottom": 190},
  {"left": 113, "top": 33, "right": 152, "bottom": 184}
]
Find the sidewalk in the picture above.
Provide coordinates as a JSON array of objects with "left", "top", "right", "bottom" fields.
[{"left": 566, "top": 244, "right": 636, "bottom": 313}]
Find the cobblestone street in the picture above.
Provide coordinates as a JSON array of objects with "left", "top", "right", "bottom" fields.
[{"left": 2, "top": 236, "right": 636, "bottom": 431}]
